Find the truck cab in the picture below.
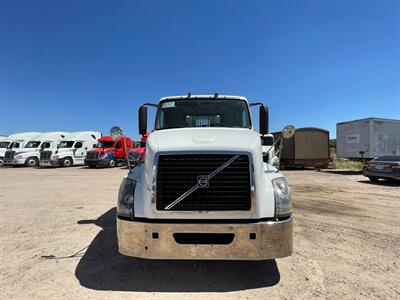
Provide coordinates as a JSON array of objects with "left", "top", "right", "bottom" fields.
[
  {"left": 116, "top": 94, "right": 293, "bottom": 260},
  {"left": 260, "top": 133, "right": 278, "bottom": 166},
  {"left": 85, "top": 136, "right": 133, "bottom": 168},
  {"left": 4, "top": 132, "right": 68, "bottom": 167},
  {"left": 40, "top": 131, "right": 101, "bottom": 167},
  {"left": 0, "top": 136, "right": 12, "bottom": 166},
  {"left": 128, "top": 133, "right": 150, "bottom": 163}
]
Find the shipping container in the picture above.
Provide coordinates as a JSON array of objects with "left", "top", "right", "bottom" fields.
[
  {"left": 336, "top": 118, "right": 400, "bottom": 159},
  {"left": 272, "top": 127, "right": 330, "bottom": 168}
]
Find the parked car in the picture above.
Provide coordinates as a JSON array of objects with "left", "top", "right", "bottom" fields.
[{"left": 363, "top": 155, "right": 400, "bottom": 182}]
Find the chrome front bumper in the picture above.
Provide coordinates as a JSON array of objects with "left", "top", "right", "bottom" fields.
[{"left": 117, "top": 215, "right": 293, "bottom": 260}]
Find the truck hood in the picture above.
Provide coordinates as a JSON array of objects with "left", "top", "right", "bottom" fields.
[
  {"left": 12, "top": 148, "right": 40, "bottom": 155},
  {"left": 89, "top": 148, "right": 114, "bottom": 153},
  {"left": 148, "top": 128, "right": 261, "bottom": 153}
]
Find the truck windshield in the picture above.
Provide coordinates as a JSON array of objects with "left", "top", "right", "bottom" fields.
[
  {"left": 156, "top": 99, "right": 251, "bottom": 130},
  {"left": 25, "top": 141, "right": 41, "bottom": 148},
  {"left": 0, "top": 142, "right": 10, "bottom": 148},
  {"left": 58, "top": 141, "right": 75, "bottom": 148},
  {"left": 96, "top": 141, "right": 115, "bottom": 148}
]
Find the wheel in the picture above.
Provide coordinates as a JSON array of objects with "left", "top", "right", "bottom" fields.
[
  {"left": 25, "top": 157, "right": 39, "bottom": 167},
  {"left": 368, "top": 177, "right": 379, "bottom": 182},
  {"left": 62, "top": 158, "right": 73, "bottom": 167},
  {"left": 108, "top": 159, "right": 116, "bottom": 168}
]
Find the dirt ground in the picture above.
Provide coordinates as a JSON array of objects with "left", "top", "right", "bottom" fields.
[{"left": 0, "top": 167, "right": 399, "bottom": 299}]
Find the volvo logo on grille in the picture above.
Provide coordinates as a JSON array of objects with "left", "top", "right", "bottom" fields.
[{"left": 197, "top": 175, "right": 209, "bottom": 188}]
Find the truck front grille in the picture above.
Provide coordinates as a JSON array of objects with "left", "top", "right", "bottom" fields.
[
  {"left": 156, "top": 154, "right": 251, "bottom": 211},
  {"left": 5, "top": 151, "right": 15, "bottom": 160},
  {"left": 40, "top": 150, "right": 52, "bottom": 161},
  {"left": 86, "top": 151, "right": 99, "bottom": 160}
]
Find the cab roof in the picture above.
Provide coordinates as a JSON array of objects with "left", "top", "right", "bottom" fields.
[{"left": 160, "top": 94, "right": 248, "bottom": 101}]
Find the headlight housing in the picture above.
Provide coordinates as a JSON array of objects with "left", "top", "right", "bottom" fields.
[
  {"left": 117, "top": 178, "right": 136, "bottom": 218},
  {"left": 272, "top": 177, "right": 292, "bottom": 217},
  {"left": 100, "top": 152, "right": 112, "bottom": 159}
]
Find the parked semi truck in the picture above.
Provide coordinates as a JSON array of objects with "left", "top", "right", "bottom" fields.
[
  {"left": 128, "top": 133, "right": 150, "bottom": 163},
  {"left": 4, "top": 132, "right": 68, "bottom": 167},
  {"left": 337, "top": 118, "right": 400, "bottom": 159},
  {"left": 40, "top": 131, "right": 101, "bottom": 167},
  {"left": 2, "top": 133, "right": 43, "bottom": 166},
  {"left": 84, "top": 135, "right": 133, "bottom": 168},
  {"left": 0, "top": 136, "right": 12, "bottom": 166},
  {"left": 260, "top": 133, "right": 278, "bottom": 166},
  {"left": 116, "top": 94, "right": 293, "bottom": 260}
]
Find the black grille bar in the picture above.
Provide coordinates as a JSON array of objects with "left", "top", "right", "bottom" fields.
[
  {"left": 86, "top": 151, "right": 100, "bottom": 160},
  {"left": 156, "top": 154, "right": 251, "bottom": 211},
  {"left": 5, "top": 151, "right": 15, "bottom": 160},
  {"left": 40, "top": 150, "right": 52, "bottom": 161}
]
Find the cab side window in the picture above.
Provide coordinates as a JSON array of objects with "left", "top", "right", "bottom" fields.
[
  {"left": 75, "top": 142, "right": 83, "bottom": 148},
  {"left": 115, "top": 142, "right": 122, "bottom": 149},
  {"left": 42, "top": 142, "right": 51, "bottom": 149}
]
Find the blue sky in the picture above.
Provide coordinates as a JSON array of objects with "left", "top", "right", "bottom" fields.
[{"left": 0, "top": 0, "right": 399, "bottom": 139}]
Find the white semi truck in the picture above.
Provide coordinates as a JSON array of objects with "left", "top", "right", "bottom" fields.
[
  {"left": 3, "top": 132, "right": 42, "bottom": 166},
  {"left": 40, "top": 131, "right": 101, "bottom": 167},
  {"left": 0, "top": 136, "right": 12, "bottom": 166},
  {"left": 4, "top": 132, "right": 68, "bottom": 167},
  {"left": 116, "top": 94, "right": 293, "bottom": 260}
]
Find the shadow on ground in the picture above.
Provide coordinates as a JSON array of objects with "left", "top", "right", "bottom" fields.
[
  {"left": 321, "top": 170, "right": 362, "bottom": 175},
  {"left": 358, "top": 179, "right": 400, "bottom": 187},
  {"left": 75, "top": 208, "right": 280, "bottom": 292}
]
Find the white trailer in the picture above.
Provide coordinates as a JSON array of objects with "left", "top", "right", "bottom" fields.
[
  {"left": 4, "top": 132, "right": 68, "bottom": 167},
  {"left": 40, "top": 131, "right": 101, "bottom": 167},
  {"left": 337, "top": 118, "right": 400, "bottom": 159}
]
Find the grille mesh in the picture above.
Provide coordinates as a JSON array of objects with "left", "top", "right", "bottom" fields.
[
  {"left": 5, "top": 151, "right": 15, "bottom": 160},
  {"left": 40, "top": 151, "right": 52, "bottom": 160},
  {"left": 156, "top": 154, "right": 251, "bottom": 211},
  {"left": 86, "top": 151, "right": 99, "bottom": 160}
]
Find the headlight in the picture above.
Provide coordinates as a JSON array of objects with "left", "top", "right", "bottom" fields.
[
  {"left": 272, "top": 177, "right": 292, "bottom": 217},
  {"left": 15, "top": 155, "right": 23, "bottom": 159},
  {"left": 100, "top": 152, "right": 111, "bottom": 159},
  {"left": 117, "top": 178, "right": 136, "bottom": 218}
]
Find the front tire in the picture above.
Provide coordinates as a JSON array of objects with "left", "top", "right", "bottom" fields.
[
  {"left": 25, "top": 157, "right": 39, "bottom": 167},
  {"left": 108, "top": 159, "right": 116, "bottom": 168},
  {"left": 368, "top": 176, "right": 379, "bottom": 182},
  {"left": 62, "top": 158, "right": 73, "bottom": 167}
]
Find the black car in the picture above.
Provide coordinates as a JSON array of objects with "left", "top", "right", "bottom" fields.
[{"left": 363, "top": 155, "right": 400, "bottom": 182}]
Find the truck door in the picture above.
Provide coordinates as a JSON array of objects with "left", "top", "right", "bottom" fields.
[
  {"left": 73, "top": 141, "right": 85, "bottom": 163},
  {"left": 114, "top": 142, "right": 123, "bottom": 158}
]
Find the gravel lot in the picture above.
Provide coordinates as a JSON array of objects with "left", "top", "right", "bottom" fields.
[{"left": 0, "top": 167, "right": 399, "bottom": 299}]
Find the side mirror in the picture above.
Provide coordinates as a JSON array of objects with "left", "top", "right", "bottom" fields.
[
  {"left": 139, "top": 106, "right": 148, "bottom": 136},
  {"left": 259, "top": 105, "right": 269, "bottom": 135}
]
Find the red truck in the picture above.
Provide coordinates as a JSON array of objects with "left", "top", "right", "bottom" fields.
[
  {"left": 85, "top": 135, "right": 133, "bottom": 168},
  {"left": 128, "top": 133, "right": 149, "bottom": 163}
]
